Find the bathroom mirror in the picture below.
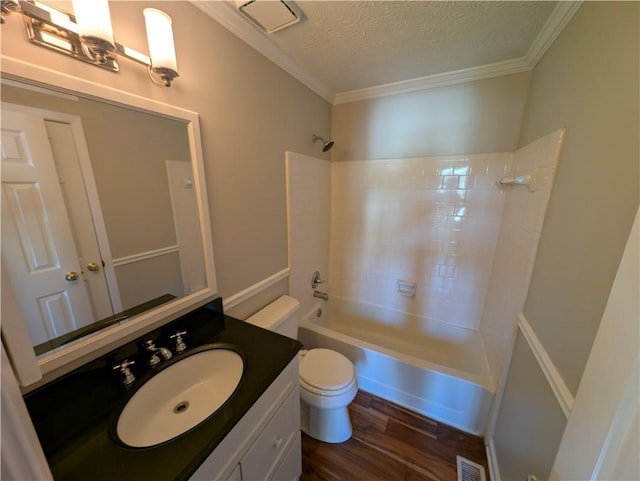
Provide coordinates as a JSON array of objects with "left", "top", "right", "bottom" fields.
[{"left": 0, "top": 57, "right": 217, "bottom": 384}]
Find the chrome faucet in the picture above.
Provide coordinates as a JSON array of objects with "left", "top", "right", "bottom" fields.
[
  {"left": 144, "top": 340, "right": 173, "bottom": 367},
  {"left": 313, "top": 290, "right": 329, "bottom": 301},
  {"left": 170, "top": 331, "right": 187, "bottom": 353},
  {"left": 113, "top": 360, "right": 136, "bottom": 386},
  {"left": 311, "top": 271, "right": 326, "bottom": 289}
]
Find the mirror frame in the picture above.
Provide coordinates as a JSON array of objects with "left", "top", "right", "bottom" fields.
[{"left": 1, "top": 54, "right": 218, "bottom": 386}]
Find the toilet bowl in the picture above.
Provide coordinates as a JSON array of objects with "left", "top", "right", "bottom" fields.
[
  {"left": 245, "top": 296, "right": 357, "bottom": 444},
  {"left": 299, "top": 348, "right": 358, "bottom": 443}
]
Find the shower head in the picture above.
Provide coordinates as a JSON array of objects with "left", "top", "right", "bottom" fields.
[{"left": 312, "top": 134, "right": 334, "bottom": 152}]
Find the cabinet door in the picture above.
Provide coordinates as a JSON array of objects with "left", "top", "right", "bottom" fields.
[
  {"left": 241, "top": 387, "right": 300, "bottom": 480},
  {"left": 188, "top": 359, "right": 299, "bottom": 481},
  {"left": 272, "top": 432, "right": 302, "bottom": 481}
]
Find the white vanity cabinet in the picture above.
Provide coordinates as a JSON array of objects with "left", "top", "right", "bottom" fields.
[{"left": 190, "top": 357, "right": 302, "bottom": 481}]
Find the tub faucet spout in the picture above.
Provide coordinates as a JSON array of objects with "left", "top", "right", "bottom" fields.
[{"left": 313, "top": 290, "right": 329, "bottom": 301}]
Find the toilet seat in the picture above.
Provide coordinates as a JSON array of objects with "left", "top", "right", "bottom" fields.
[
  {"left": 300, "top": 376, "right": 357, "bottom": 397},
  {"left": 299, "top": 348, "right": 356, "bottom": 395}
]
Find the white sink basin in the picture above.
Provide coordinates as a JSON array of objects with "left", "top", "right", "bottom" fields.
[{"left": 116, "top": 347, "right": 244, "bottom": 447}]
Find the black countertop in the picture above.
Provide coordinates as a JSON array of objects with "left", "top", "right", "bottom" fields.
[{"left": 24, "top": 298, "right": 303, "bottom": 481}]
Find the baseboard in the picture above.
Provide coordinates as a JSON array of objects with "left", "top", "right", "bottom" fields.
[{"left": 486, "top": 439, "right": 501, "bottom": 481}]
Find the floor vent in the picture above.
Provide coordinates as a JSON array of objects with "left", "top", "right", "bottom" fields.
[{"left": 457, "top": 455, "right": 487, "bottom": 481}]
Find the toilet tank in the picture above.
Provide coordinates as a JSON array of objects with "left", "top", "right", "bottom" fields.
[{"left": 245, "top": 295, "right": 300, "bottom": 338}]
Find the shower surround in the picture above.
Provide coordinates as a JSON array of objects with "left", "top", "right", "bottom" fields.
[
  {"left": 329, "top": 153, "right": 510, "bottom": 331},
  {"left": 287, "top": 129, "right": 564, "bottom": 400}
]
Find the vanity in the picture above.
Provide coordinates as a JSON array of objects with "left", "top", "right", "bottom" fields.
[{"left": 24, "top": 298, "right": 303, "bottom": 481}]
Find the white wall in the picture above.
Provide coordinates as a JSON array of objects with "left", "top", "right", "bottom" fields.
[
  {"left": 286, "top": 152, "right": 331, "bottom": 318},
  {"left": 328, "top": 153, "right": 511, "bottom": 330}
]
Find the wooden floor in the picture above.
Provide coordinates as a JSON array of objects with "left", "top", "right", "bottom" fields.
[{"left": 300, "top": 391, "right": 490, "bottom": 481}]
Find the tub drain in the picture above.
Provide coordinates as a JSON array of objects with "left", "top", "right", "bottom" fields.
[
  {"left": 173, "top": 401, "right": 190, "bottom": 414},
  {"left": 316, "top": 308, "right": 322, "bottom": 318}
]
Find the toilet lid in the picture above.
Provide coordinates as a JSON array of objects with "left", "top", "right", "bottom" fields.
[{"left": 299, "top": 348, "right": 355, "bottom": 391}]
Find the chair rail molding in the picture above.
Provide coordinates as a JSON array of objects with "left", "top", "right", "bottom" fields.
[{"left": 519, "top": 313, "right": 574, "bottom": 418}]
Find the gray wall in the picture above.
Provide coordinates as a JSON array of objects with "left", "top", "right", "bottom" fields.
[
  {"left": 331, "top": 72, "right": 532, "bottom": 161},
  {"left": 493, "top": 2, "right": 639, "bottom": 479},
  {"left": 519, "top": 1, "right": 639, "bottom": 394},
  {"left": 493, "top": 333, "right": 567, "bottom": 480},
  {"left": 1, "top": 1, "right": 331, "bottom": 301}
]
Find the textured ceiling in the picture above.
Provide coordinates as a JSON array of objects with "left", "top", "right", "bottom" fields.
[
  {"left": 243, "top": 1, "right": 557, "bottom": 93},
  {"left": 195, "top": 0, "right": 560, "bottom": 98}
]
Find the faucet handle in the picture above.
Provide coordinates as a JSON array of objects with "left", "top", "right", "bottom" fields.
[
  {"left": 113, "top": 360, "right": 136, "bottom": 386},
  {"left": 311, "top": 271, "right": 326, "bottom": 289},
  {"left": 170, "top": 331, "right": 187, "bottom": 353}
]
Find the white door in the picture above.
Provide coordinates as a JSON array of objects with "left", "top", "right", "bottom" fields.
[
  {"left": 44, "top": 119, "right": 115, "bottom": 320},
  {"left": 1, "top": 109, "right": 96, "bottom": 346},
  {"left": 166, "top": 160, "right": 206, "bottom": 294}
]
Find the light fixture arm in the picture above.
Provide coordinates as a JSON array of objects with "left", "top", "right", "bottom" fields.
[
  {"left": 147, "top": 65, "right": 179, "bottom": 88},
  {"left": 0, "top": 0, "right": 20, "bottom": 24},
  {"left": 1, "top": 0, "right": 179, "bottom": 87}
]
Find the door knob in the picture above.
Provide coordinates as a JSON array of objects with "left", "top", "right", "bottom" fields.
[
  {"left": 87, "top": 262, "right": 99, "bottom": 272},
  {"left": 65, "top": 271, "right": 79, "bottom": 281}
]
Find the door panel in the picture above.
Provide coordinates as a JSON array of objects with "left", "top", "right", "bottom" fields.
[
  {"left": 3, "top": 182, "right": 57, "bottom": 271},
  {"left": 45, "top": 120, "right": 114, "bottom": 320},
  {"left": 38, "top": 292, "right": 77, "bottom": 339},
  {"left": 1, "top": 109, "right": 95, "bottom": 346}
]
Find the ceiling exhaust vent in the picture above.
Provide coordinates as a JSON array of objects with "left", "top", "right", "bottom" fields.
[{"left": 235, "top": 0, "right": 300, "bottom": 33}]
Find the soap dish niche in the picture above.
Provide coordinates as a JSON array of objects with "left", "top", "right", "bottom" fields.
[{"left": 397, "top": 280, "right": 416, "bottom": 297}]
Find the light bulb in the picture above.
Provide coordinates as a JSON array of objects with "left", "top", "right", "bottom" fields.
[
  {"left": 143, "top": 8, "right": 178, "bottom": 74},
  {"left": 72, "top": 0, "right": 115, "bottom": 47}
]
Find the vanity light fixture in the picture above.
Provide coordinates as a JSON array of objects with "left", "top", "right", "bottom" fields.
[
  {"left": 143, "top": 8, "right": 179, "bottom": 87},
  {"left": 71, "top": 0, "right": 116, "bottom": 65},
  {"left": 1, "top": 0, "right": 179, "bottom": 87}
]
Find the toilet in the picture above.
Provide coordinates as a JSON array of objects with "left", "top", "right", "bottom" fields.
[{"left": 246, "top": 295, "right": 357, "bottom": 443}]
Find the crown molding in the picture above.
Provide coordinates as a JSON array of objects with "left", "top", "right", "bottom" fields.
[
  {"left": 333, "top": 57, "right": 531, "bottom": 105},
  {"left": 192, "top": 0, "right": 582, "bottom": 106},
  {"left": 190, "top": 0, "right": 335, "bottom": 103},
  {"left": 335, "top": 1, "right": 583, "bottom": 104},
  {"left": 526, "top": 1, "right": 584, "bottom": 67}
]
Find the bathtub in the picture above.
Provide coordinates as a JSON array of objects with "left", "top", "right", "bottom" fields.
[{"left": 298, "top": 296, "right": 494, "bottom": 435}]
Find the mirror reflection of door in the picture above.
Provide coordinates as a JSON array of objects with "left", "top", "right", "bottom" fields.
[
  {"left": 166, "top": 160, "right": 206, "bottom": 295},
  {"left": 2, "top": 85, "right": 205, "bottom": 355},
  {"left": 45, "top": 119, "right": 119, "bottom": 317},
  {"left": 1, "top": 109, "right": 114, "bottom": 345}
]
